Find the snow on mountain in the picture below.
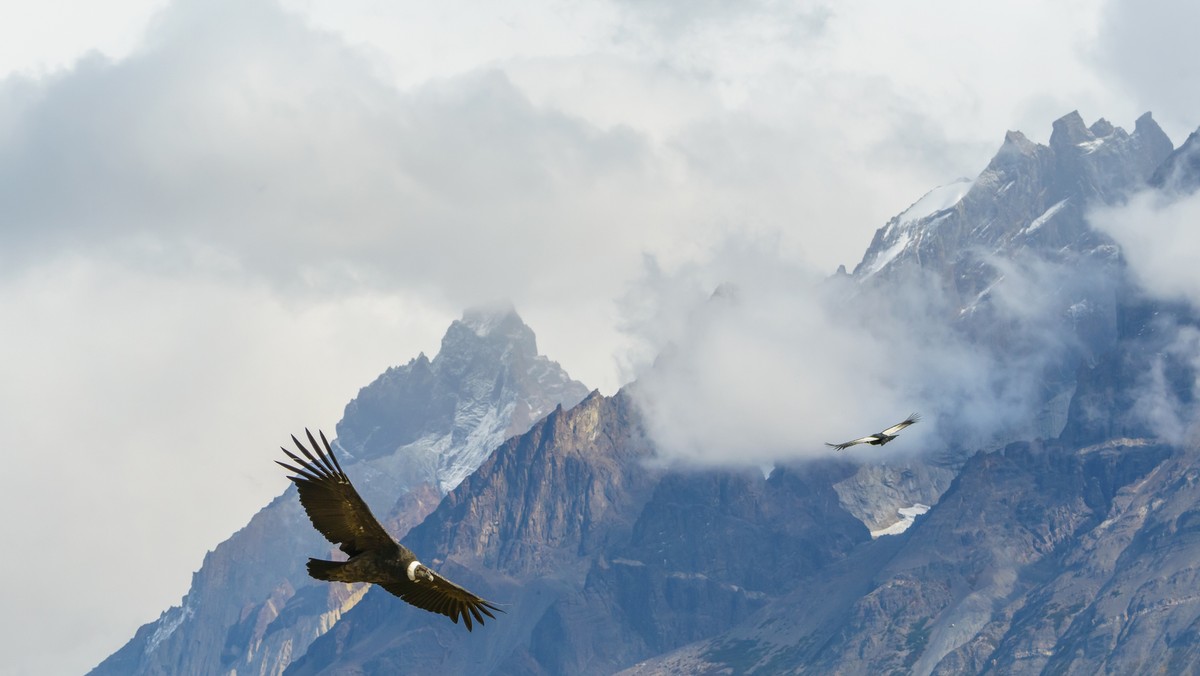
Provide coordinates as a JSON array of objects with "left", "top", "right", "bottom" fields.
[
  {"left": 869, "top": 503, "right": 930, "bottom": 538},
  {"left": 858, "top": 178, "right": 973, "bottom": 278},
  {"left": 894, "top": 178, "right": 975, "bottom": 227},
  {"left": 336, "top": 305, "right": 591, "bottom": 494},
  {"left": 853, "top": 111, "right": 1172, "bottom": 288},
  {"left": 1021, "top": 197, "right": 1069, "bottom": 235}
]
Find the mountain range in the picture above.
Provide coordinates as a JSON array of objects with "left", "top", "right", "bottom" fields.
[{"left": 92, "top": 110, "right": 1200, "bottom": 675}]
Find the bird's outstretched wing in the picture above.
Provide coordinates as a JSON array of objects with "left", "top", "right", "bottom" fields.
[
  {"left": 276, "top": 429, "right": 396, "bottom": 557},
  {"left": 825, "top": 435, "right": 882, "bottom": 452},
  {"left": 881, "top": 412, "right": 921, "bottom": 436},
  {"left": 381, "top": 570, "right": 504, "bottom": 631}
]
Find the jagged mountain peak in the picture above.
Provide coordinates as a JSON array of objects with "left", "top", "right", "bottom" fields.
[
  {"left": 459, "top": 300, "right": 524, "bottom": 337},
  {"left": 1150, "top": 125, "right": 1200, "bottom": 193},
  {"left": 91, "top": 308, "right": 589, "bottom": 676},
  {"left": 1050, "top": 109, "right": 1093, "bottom": 147},
  {"left": 437, "top": 303, "right": 539, "bottom": 372},
  {"left": 337, "top": 304, "right": 587, "bottom": 474},
  {"left": 996, "top": 129, "right": 1038, "bottom": 159},
  {"left": 853, "top": 110, "right": 1173, "bottom": 286}
]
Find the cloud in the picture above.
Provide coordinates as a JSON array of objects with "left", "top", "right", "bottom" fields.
[
  {"left": 1130, "top": 324, "right": 1200, "bottom": 444},
  {"left": 1088, "top": 183, "right": 1200, "bottom": 444},
  {"left": 1092, "top": 0, "right": 1200, "bottom": 142},
  {"left": 0, "top": 0, "right": 1023, "bottom": 402},
  {"left": 1090, "top": 189, "right": 1200, "bottom": 304},
  {"left": 0, "top": 2, "right": 664, "bottom": 309},
  {"left": 621, "top": 239, "right": 1100, "bottom": 467},
  {"left": 0, "top": 254, "right": 450, "bottom": 675}
]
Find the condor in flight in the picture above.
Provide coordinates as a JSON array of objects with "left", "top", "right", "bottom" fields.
[
  {"left": 826, "top": 413, "right": 921, "bottom": 452},
  {"left": 277, "top": 430, "right": 502, "bottom": 631}
]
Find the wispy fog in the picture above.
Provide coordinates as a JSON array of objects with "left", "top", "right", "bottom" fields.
[
  {"left": 1090, "top": 185, "right": 1200, "bottom": 444},
  {"left": 621, "top": 239, "right": 1109, "bottom": 466},
  {"left": 1091, "top": 187, "right": 1200, "bottom": 305}
]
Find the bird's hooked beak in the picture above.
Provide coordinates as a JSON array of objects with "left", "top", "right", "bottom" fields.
[{"left": 407, "top": 559, "right": 436, "bottom": 583}]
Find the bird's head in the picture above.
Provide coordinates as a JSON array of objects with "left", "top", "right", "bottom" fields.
[{"left": 407, "top": 560, "right": 435, "bottom": 583}]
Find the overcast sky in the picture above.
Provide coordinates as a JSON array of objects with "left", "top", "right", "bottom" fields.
[{"left": 2, "top": 0, "right": 1198, "bottom": 673}]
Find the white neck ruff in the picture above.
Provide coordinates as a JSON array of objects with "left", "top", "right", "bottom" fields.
[{"left": 407, "top": 560, "right": 422, "bottom": 582}]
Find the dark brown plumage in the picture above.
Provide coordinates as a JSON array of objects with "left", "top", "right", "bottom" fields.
[
  {"left": 826, "top": 413, "right": 921, "bottom": 452},
  {"left": 277, "top": 429, "right": 502, "bottom": 631}
]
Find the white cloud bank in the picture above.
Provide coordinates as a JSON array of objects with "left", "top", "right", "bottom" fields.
[
  {"left": 622, "top": 241, "right": 1099, "bottom": 467},
  {"left": 1090, "top": 180, "right": 1200, "bottom": 445},
  {"left": 1091, "top": 188, "right": 1200, "bottom": 304}
]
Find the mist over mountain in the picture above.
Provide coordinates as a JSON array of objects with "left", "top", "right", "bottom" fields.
[
  {"left": 625, "top": 111, "right": 1173, "bottom": 468},
  {"left": 621, "top": 112, "right": 1200, "bottom": 674},
  {"left": 94, "top": 110, "right": 1200, "bottom": 675}
]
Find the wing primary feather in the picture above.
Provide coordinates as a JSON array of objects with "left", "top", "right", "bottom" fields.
[
  {"left": 306, "top": 428, "right": 341, "bottom": 477},
  {"left": 881, "top": 414, "right": 921, "bottom": 436},
  {"left": 280, "top": 447, "right": 322, "bottom": 474},
  {"left": 319, "top": 429, "right": 347, "bottom": 475},
  {"left": 291, "top": 434, "right": 327, "bottom": 474},
  {"left": 275, "top": 459, "right": 321, "bottom": 482}
]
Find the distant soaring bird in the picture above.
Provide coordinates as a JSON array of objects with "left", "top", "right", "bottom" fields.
[
  {"left": 277, "top": 429, "right": 502, "bottom": 630},
  {"left": 826, "top": 413, "right": 921, "bottom": 452}
]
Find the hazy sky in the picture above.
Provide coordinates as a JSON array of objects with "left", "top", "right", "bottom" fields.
[{"left": 2, "top": 0, "right": 1198, "bottom": 673}]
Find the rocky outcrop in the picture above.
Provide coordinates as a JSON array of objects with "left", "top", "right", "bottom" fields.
[
  {"left": 285, "top": 392, "right": 873, "bottom": 675},
  {"left": 337, "top": 303, "right": 591, "bottom": 493},
  {"left": 1149, "top": 125, "right": 1200, "bottom": 193},
  {"left": 832, "top": 460, "right": 958, "bottom": 533},
  {"left": 621, "top": 437, "right": 1179, "bottom": 675},
  {"left": 854, "top": 111, "right": 1172, "bottom": 289},
  {"left": 94, "top": 111, "right": 1200, "bottom": 676},
  {"left": 90, "top": 308, "right": 588, "bottom": 676},
  {"left": 619, "top": 211, "right": 1200, "bottom": 675}
]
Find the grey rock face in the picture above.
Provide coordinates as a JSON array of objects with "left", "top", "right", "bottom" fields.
[
  {"left": 284, "top": 393, "right": 872, "bottom": 675},
  {"left": 843, "top": 112, "right": 1173, "bottom": 457},
  {"left": 854, "top": 111, "right": 1170, "bottom": 280},
  {"left": 617, "top": 118, "right": 1200, "bottom": 672},
  {"left": 94, "top": 111, "right": 1200, "bottom": 676},
  {"left": 832, "top": 460, "right": 958, "bottom": 533},
  {"left": 623, "top": 438, "right": 1178, "bottom": 676},
  {"left": 338, "top": 304, "right": 590, "bottom": 493},
  {"left": 89, "top": 307, "right": 588, "bottom": 676},
  {"left": 1149, "top": 125, "right": 1200, "bottom": 194}
]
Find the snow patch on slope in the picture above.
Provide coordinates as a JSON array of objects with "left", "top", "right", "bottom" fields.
[
  {"left": 870, "top": 503, "right": 931, "bottom": 538},
  {"left": 440, "top": 400, "right": 516, "bottom": 491},
  {"left": 1022, "top": 198, "right": 1069, "bottom": 235},
  {"left": 861, "top": 230, "right": 913, "bottom": 277},
  {"left": 894, "top": 178, "right": 974, "bottom": 226},
  {"left": 861, "top": 178, "right": 973, "bottom": 277},
  {"left": 145, "top": 601, "right": 193, "bottom": 655}
]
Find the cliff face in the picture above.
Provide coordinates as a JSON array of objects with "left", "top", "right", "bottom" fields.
[
  {"left": 95, "top": 111, "right": 1200, "bottom": 676},
  {"left": 621, "top": 441, "right": 1181, "bottom": 675},
  {"left": 337, "top": 305, "right": 592, "bottom": 493},
  {"left": 90, "top": 307, "right": 588, "bottom": 676},
  {"left": 617, "top": 113, "right": 1200, "bottom": 676},
  {"left": 285, "top": 392, "right": 873, "bottom": 675},
  {"left": 855, "top": 111, "right": 1172, "bottom": 288}
]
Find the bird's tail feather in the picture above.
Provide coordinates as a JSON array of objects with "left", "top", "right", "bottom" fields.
[{"left": 307, "top": 558, "right": 348, "bottom": 582}]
